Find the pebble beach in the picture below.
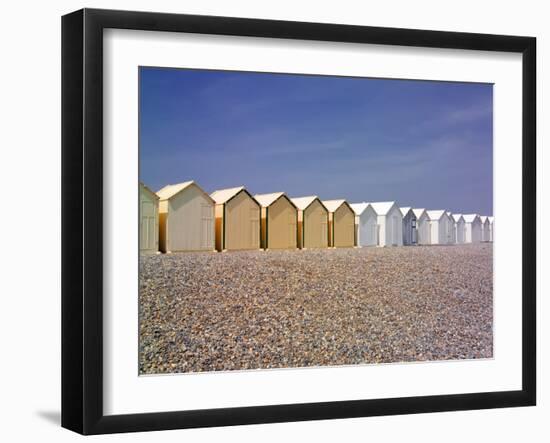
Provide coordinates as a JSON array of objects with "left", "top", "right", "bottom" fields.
[{"left": 139, "top": 244, "right": 493, "bottom": 374}]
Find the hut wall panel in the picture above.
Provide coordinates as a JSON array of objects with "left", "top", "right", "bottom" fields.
[
  {"left": 303, "top": 200, "right": 328, "bottom": 249},
  {"left": 167, "top": 185, "right": 214, "bottom": 252},
  {"left": 333, "top": 205, "right": 355, "bottom": 248},
  {"left": 357, "top": 207, "right": 378, "bottom": 246},
  {"left": 139, "top": 187, "right": 159, "bottom": 253},
  {"left": 225, "top": 191, "right": 260, "bottom": 250},
  {"left": 266, "top": 197, "right": 297, "bottom": 249}
]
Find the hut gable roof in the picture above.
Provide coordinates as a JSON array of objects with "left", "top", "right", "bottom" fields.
[
  {"left": 480, "top": 216, "right": 489, "bottom": 223},
  {"left": 368, "top": 201, "right": 400, "bottom": 216},
  {"left": 426, "top": 210, "right": 447, "bottom": 221},
  {"left": 488, "top": 216, "right": 494, "bottom": 223},
  {"left": 400, "top": 206, "right": 413, "bottom": 216},
  {"left": 254, "top": 192, "right": 285, "bottom": 207},
  {"left": 322, "top": 199, "right": 347, "bottom": 213},
  {"left": 156, "top": 181, "right": 194, "bottom": 200},
  {"left": 452, "top": 213, "right": 464, "bottom": 222},
  {"left": 463, "top": 214, "right": 480, "bottom": 223},
  {"left": 350, "top": 202, "right": 369, "bottom": 215},
  {"left": 210, "top": 186, "right": 245, "bottom": 204},
  {"left": 290, "top": 196, "right": 324, "bottom": 211},
  {"left": 140, "top": 182, "right": 160, "bottom": 200},
  {"left": 413, "top": 208, "right": 427, "bottom": 219}
]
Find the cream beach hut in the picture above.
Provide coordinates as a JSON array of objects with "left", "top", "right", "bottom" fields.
[
  {"left": 413, "top": 208, "right": 431, "bottom": 245},
  {"left": 211, "top": 186, "right": 261, "bottom": 252},
  {"left": 452, "top": 213, "right": 466, "bottom": 244},
  {"left": 290, "top": 196, "right": 329, "bottom": 249},
  {"left": 254, "top": 192, "right": 298, "bottom": 250},
  {"left": 322, "top": 200, "right": 356, "bottom": 248},
  {"left": 480, "top": 216, "right": 491, "bottom": 242},
  {"left": 368, "top": 202, "right": 403, "bottom": 247},
  {"left": 400, "top": 207, "right": 417, "bottom": 246},
  {"left": 463, "top": 214, "right": 483, "bottom": 243},
  {"left": 426, "top": 210, "right": 454, "bottom": 245},
  {"left": 488, "top": 216, "right": 494, "bottom": 242},
  {"left": 350, "top": 202, "right": 379, "bottom": 247},
  {"left": 139, "top": 183, "right": 159, "bottom": 254},
  {"left": 156, "top": 181, "right": 215, "bottom": 253}
]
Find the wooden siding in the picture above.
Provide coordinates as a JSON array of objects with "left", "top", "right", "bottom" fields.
[
  {"left": 139, "top": 186, "right": 159, "bottom": 253},
  {"left": 224, "top": 191, "right": 260, "bottom": 250},
  {"left": 303, "top": 199, "right": 328, "bottom": 249},
  {"left": 333, "top": 204, "right": 355, "bottom": 248},
  {"left": 263, "top": 197, "right": 297, "bottom": 249},
  {"left": 161, "top": 184, "right": 215, "bottom": 252}
]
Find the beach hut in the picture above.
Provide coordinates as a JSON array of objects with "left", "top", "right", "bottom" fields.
[
  {"left": 139, "top": 183, "right": 159, "bottom": 254},
  {"left": 426, "top": 210, "right": 454, "bottom": 245},
  {"left": 322, "top": 200, "right": 356, "bottom": 248},
  {"left": 447, "top": 212, "right": 457, "bottom": 244},
  {"left": 211, "top": 186, "right": 261, "bottom": 251},
  {"left": 156, "top": 181, "right": 215, "bottom": 253},
  {"left": 254, "top": 192, "right": 298, "bottom": 250},
  {"left": 463, "top": 214, "right": 483, "bottom": 243},
  {"left": 400, "top": 207, "right": 417, "bottom": 245},
  {"left": 480, "top": 216, "right": 491, "bottom": 242},
  {"left": 350, "top": 202, "right": 379, "bottom": 247},
  {"left": 452, "top": 213, "right": 466, "bottom": 244},
  {"left": 291, "top": 196, "right": 329, "bottom": 249},
  {"left": 413, "top": 208, "right": 431, "bottom": 245},
  {"left": 368, "top": 202, "right": 403, "bottom": 247},
  {"left": 488, "top": 216, "right": 494, "bottom": 242}
]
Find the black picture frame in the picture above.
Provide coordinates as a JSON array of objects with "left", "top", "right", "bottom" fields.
[{"left": 61, "top": 8, "right": 536, "bottom": 435}]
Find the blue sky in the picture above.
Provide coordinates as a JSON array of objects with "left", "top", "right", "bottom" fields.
[{"left": 139, "top": 67, "right": 493, "bottom": 215}]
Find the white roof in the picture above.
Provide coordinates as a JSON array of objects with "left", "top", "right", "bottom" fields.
[
  {"left": 452, "top": 213, "right": 464, "bottom": 222},
  {"left": 463, "top": 214, "right": 480, "bottom": 223},
  {"left": 400, "top": 207, "right": 413, "bottom": 216},
  {"left": 156, "top": 181, "right": 195, "bottom": 200},
  {"left": 426, "top": 210, "right": 447, "bottom": 221},
  {"left": 322, "top": 199, "right": 347, "bottom": 212},
  {"left": 413, "top": 208, "right": 427, "bottom": 219},
  {"left": 480, "top": 216, "right": 489, "bottom": 223},
  {"left": 140, "top": 182, "right": 159, "bottom": 200},
  {"left": 291, "top": 196, "right": 320, "bottom": 210},
  {"left": 367, "top": 201, "right": 399, "bottom": 216},
  {"left": 254, "top": 192, "right": 285, "bottom": 207},
  {"left": 488, "top": 216, "right": 494, "bottom": 223},
  {"left": 210, "top": 186, "right": 245, "bottom": 204},
  {"left": 350, "top": 202, "right": 369, "bottom": 215}
]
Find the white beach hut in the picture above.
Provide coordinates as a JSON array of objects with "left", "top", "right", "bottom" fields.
[
  {"left": 480, "top": 216, "right": 491, "bottom": 242},
  {"left": 463, "top": 214, "right": 483, "bottom": 243},
  {"left": 426, "top": 210, "right": 454, "bottom": 245},
  {"left": 157, "top": 181, "right": 215, "bottom": 253},
  {"left": 452, "top": 213, "right": 466, "bottom": 244},
  {"left": 447, "top": 212, "right": 457, "bottom": 244},
  {"left": 139, "top": 182, "right": 159, "bottom": 254},
  {"left": 488, "top": 216, "right": 494, "bottom": 242},
  {"left": 400, "top": 207, "right": 417, "bottom": 245},
  {"left": 413, "top": 208, "right": 431, "bottom": 245},
  {"left": 350, "top": 202, "right": 379, "bottom": 247},
  {"left": 367, "top": 202, "right": 403, "bottom": 247}
]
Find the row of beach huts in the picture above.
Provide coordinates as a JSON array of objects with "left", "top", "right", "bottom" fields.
[{"left": 139, "top": 181, "right": 494, "bottom": 254}]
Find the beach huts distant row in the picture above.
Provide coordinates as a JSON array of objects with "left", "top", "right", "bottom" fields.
[{"left": 139, "top": 181, "right": 494, "bottom": 254}]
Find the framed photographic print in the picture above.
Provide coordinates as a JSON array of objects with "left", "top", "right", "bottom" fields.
[{"left": 61, "top": 8, "right": 536, "bottom": 435}]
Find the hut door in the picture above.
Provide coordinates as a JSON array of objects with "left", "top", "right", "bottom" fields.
[
  {"left": 201, "top": 204, "right": 213, "bottom": 249},
  {"left": 411, "top": 217, "right": 417, "bottom": 244},
  {"left": 141, "top": 201, "right": 156, "bottom": 251}
]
